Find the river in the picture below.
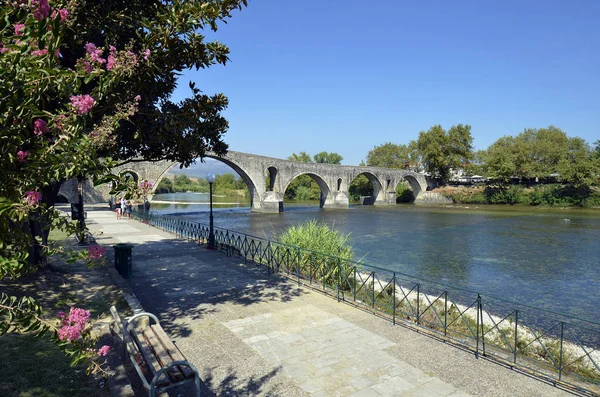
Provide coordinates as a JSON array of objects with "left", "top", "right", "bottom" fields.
[{"left": 151, "top": 192, "right": 600, "bottom": 323}]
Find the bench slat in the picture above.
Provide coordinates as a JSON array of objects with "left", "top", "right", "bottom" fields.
[
  {"left": 130, "top": 327, "right": 171, "bottom": 387},
  {"left": 142, "top": 327, "right": 185, "bottom": 382},
  {"left": 150, "top": 324, "right": 195, "bottom": 379}
]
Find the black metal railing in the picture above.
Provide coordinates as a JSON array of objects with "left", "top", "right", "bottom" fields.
[{"left": 132, "top": 210, "right": 600, "bottom": 395}]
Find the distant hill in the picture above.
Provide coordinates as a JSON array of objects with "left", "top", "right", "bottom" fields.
[{"left": 168, "top": 158, "right": 240, "bottom": 179}]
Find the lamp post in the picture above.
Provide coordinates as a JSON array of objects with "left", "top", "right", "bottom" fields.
[{"left": 207, "top": 173, "right": 216, "bottom": 249}]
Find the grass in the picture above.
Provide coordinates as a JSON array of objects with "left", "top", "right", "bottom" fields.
[{"left": 0, "top": 334, "right": 111, "bottom": 397}]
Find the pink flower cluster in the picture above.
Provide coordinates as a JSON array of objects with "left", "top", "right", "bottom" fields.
[
  {"left": 87, "top": 245, "right": 107, "bottom": 259},
  {"left": 97, "top": 345, "right": 111, "bottom": 357},
  {"left": 17, "top": 150, "right": 29, "bottom": 163},
  {"left": 57, "top": 307, "right": 91, "bottom": 342},
  {"left": 140, "top": 181, "right": 153, "bottom": 195},
  {"left": 33, "top": 0, "right": 50, "bottom": 21},
  {"left": 31, "top": 48, "right": 48, "bottom": 56},
  {"left": 24, "top": 191, "right": 42, "bottom": 206},
  {"left": 85, "top": 43, "right": 106, "bottom": 65},
  {"left": 70, "top": 94, "right": 95, "bottom": 115},
  {"left": 33, "top": 118, "right": 48, "bottom": 135},
  {"left": 143, "top": 49, "right": 150, "bottom": 61},
  {"left": 51, "top": 8, "right": 68, "bottom": 22},
  {"left": 14, "top": 23, "right": 25, "bottom": 36}
]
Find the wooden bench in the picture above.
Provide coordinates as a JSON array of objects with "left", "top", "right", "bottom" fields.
[{"left": 110, "top": 306, "right": 201, "bottom": 397}]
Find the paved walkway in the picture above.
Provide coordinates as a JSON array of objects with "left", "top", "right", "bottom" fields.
[{"left": 87, "top": 210, "right": 572, "bottom": 396}]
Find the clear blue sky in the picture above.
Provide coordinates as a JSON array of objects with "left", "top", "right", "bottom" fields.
[{"left": 171, "top": 0, "right": 600, "bottom": 166}]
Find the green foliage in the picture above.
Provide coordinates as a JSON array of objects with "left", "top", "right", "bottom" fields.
[
  {"left": 155, "top": 177, "right": 174, "bottom": 193},
  {"left": 276, "top": 220, "right": 356, "bottom": 289},
  {"left": 395, "top": 182, "right": 414, "bottom": 203},
  {"left": 313, "top": 151, "right": 343, "bottom": 164},
  {"left": 416, "top": 124, "right": 474, "bottom": 183},
  {"left": 366, "top": 142, "right": 420, "bottom": 170},
  {"left": 349, "top": 174, "right": 373, "bottom": 202},
  {"left": 0, "top": 0, "right": 247, "bottom": 377}
]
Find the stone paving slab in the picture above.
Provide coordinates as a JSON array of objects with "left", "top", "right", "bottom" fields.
[{"left": 85, "top": 210, "right": 574, "bottom": 397}]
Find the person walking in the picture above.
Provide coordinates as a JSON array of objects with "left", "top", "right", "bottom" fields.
[
  {"left": 125, "top": 200, "right": 132, "bottom": 219},
  {"left": 115, "top": 197, "right": 122, "bottom": 219}
]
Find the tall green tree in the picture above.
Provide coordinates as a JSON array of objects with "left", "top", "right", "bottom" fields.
[
  {"left": 416, "top": 124, "right": 474, "bottom": 183},
  {"left": 365, "top": 142, "right": 419, "bottom": 170},
  {"left": 313, "top": 151, "right": 343, "bottom": 164}
]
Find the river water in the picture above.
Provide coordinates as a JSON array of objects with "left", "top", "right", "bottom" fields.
[{"left": 152, "top": 192, "right": 600, "bottom": 323}]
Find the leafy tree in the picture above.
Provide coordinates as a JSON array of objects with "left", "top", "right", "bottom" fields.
[
  {"left": 313, "top": 151, "right": 343, "bottom": 164},
  {"left": 0, "top": 0, "right": 247, "bottom": 372},
  {"left": 349, "top": 174, "right": 373, "bottom": 202},
  {"left": 558, "top": 137, "right": 599, "bottom": 189},
  {"left": 155, "top": 177, "right": 174, "bottom": 193},
  {"left": 365, "top": 142, "right": 419, "bottom": 170},
  {"left": 288, "top": 152, "right": 313, "bottom": 163},
  {"left": 416, "top": 124, "right": 474, "bottom": 183}
]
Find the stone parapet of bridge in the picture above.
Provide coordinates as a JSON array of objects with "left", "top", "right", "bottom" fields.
[{"left": 59, "top": 151, "right": 432, "bottom": 213}]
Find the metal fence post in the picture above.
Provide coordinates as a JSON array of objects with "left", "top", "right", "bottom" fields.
[
  {"left": 559, "top": 321, "right": 564, "bottom": 381},
  {"left": 371, "top": 272, "right": 375, "bottom": 308},
  {"left": 416, "top": 283, "right": 420, "bottom": 324},
  {"left": 353, "top": 267, "right": 357, "bottom": 302},
  {"left": 444, "top": 291, "right": 448, "bottom": 337},
  {"left": 514, "top": 310, "right": 519, "bottom": 364},
  {"left": 393, "top": 273, "right": 396, "bottom": 325},
  {"left": 476, "top": 294, "right": 481, "bottom": 358}
]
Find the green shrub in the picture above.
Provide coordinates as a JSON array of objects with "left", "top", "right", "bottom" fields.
[{"left": 276, "top": 220, "right": 356, "bottom": 289}]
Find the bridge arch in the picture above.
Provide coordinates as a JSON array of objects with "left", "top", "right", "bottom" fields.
[
  {"left": 283, "top": 171, "right": 333, "bottom": 208},
  {"left": 350, "top": 171, "right": 385, "bottom": 205},
  {"left": 153, "top": 156, "right": 262, "bottom": 209}
]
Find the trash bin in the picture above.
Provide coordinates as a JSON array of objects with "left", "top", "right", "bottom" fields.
[{"left": 113, "top": 243, "right": 133, "bottom": 278}]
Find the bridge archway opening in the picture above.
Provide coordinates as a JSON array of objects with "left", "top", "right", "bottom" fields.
[
  {"left": 153, "top": 157, "right": 254, "bottom": 210},
  {"left": 396, "top": 178, "right": 415, "bottom": 203},
  {"left": 283, "top": 172, "right": 330, "bottom": 208},
  {"left": 402, "top": 174, "right": 423, "bottom": 201},
  {"left": 349, "top": 173, "right": 381, "bottom": 204},
  {"left": 266, "top": 166, "right": 278, "bottom": 192}
]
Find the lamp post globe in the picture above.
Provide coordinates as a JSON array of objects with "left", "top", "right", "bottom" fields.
[{"left": 207, "top": 173, "right": 216, "bottom": 249}]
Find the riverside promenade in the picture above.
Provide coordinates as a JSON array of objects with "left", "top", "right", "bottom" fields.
[{"left": 86, "top": 209, "right": 572, "bottom": 397}]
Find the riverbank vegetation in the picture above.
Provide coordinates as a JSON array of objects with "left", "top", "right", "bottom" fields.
[
  {"left": 276, "top": 220, "right": 356, "bottom": 288},
  {"left": 364, "top": 125, "right": 600, "bottom": 207},
  {"left": 155, "top": 174, "right": 249, "bottom": 196}
]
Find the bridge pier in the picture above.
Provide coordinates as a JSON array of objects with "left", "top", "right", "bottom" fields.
[{"left": 255, "top": 191, "right": 284, "bottom": 213}]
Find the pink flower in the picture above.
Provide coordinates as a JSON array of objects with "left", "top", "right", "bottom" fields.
[
  {"left": 135, "top": 95, "right": 141, "bottom": 101},
  {"left": 97, "top": 345, "right": 110, "bottom": 357},
  {"left": 57, "top": 311, "right": 66, "bottom": 319},
  {"left": 17, "top": 150, "right": 29, "bottom": 163},
  {"left": 33, "top": 119, "right": 48, "bottom": 135},
  {"left": 51, "top": 8, "right": 69, "bottom": 22},
  {"left": 14, "top": 24, "right": 25, "bottom": 36},
  {"left": 70, "top": 95, "right": 95, "bottom": 114},
  {"left": 24, "top": 191, "right": 42, "bottom": 206},
  {"left": 31, "top": 48, "right": 48, "bottom": 56},
  {"left": 84, "top": 43, "right": 106, "bottom": 64},
  {"left": 54, "top": 49, "right": 61, "bottom": 58},
  {"left": 143, "top": 49, "right": 150, "bottom": 61},
  {"left": 0, "top": 43, "right": 8, "bottom": 54},
  {"left": 87, "top": 245, "right": 106, "bottom": 259},
  {"left": 33, "top": 0, "right": 51, "bottom": 21},
  {"left": 83, "top": 61, "right": 92, "bottom": 74},
  {"left": 106, "top": 55, "right": 115, "bottom": 70},
  {"left": 58, "top": 325, "right": 81, "bottom": 341},
  {"left": 57, "top": 307, "right": 91, "bottom": 341}
]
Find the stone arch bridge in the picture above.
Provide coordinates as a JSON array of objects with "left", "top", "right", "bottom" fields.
[{"left": 63, "top": 151, "right": 433, "bottom": 213}]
